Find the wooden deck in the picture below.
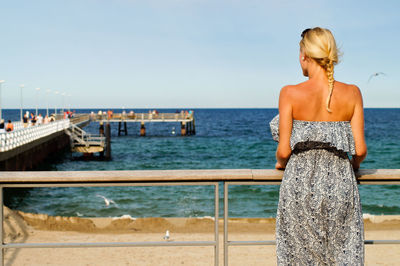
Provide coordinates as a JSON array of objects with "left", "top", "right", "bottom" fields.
[{"left": 71, "top": 146, "right": 104, "bottom": 153}]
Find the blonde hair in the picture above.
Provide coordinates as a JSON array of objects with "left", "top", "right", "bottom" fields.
[{"left": 300, "top": 27, "right": 339, "bottom": 112}]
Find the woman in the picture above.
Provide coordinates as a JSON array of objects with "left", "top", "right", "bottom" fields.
[{"left": 270, "top": 27, "right": 367, "bottom": 265}]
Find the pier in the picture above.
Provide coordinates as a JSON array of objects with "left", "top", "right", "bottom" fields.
[
  {"left": 0, "top": 111, "right": 196, "bottom": 170},
  {"left": 0, "top": 114, "right": 102, "bottom": 170},
  {"left": 0, "top": 119, "right": 73, "bottom": 170},
  {"left": 91, "top": 112, "right": 196, "bottom": 136}
]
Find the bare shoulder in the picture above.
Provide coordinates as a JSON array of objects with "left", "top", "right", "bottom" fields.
[
  {"left": 280, "top": 84, "right": 296, "bottom": 94},
  {"left": 335, "top": 81, "right": 361, "bottom": 93},
  {"left": 280, "top": 83, "right": 305, "bottom": 98},
  {"left": 335, "top": 81, "right": 363, "bottom": 100}
]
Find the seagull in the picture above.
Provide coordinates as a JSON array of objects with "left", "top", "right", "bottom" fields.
[
  {"left": 76, "top": 212, "right": 83, "bottom": 217},
  {"left": 163, "top": 230, "right": 170, "bottom": 241},
  {"left": 96, "top": 194, "right": 118, "bottom": 207},
  {"left": 368, "top": 72, "right": 386, "bottom": 83}
]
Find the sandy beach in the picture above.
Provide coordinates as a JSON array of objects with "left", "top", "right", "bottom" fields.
[{"left": 3, "top": 207, "right": 400, "bottom": 265}]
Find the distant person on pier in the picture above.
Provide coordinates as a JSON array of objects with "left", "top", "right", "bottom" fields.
[
  {"left": 152, "top": 109, "right": 159, "bottom": 118},
  {"left": 23, "top": 113, "right": 29, "bottom": 128},
  {"left": 37, "top": 114, "right": 43, "bottom": 125},
  {"left": 30, "top": 113, "right": 37, "bottom": 126},
  {"left": 43, "top": 115, "right": 50, "bottom": 124},
  {"left": 49, "top": 114, "right": 56, "bottom": 122},
  {"left": 107, "top": 110, "right": 113, "bottom": 119},
  {"left": 99, "top": 121, "right": 104, "bottom": 136},
  {"left": 6, "top": 120, "right": 13, "bottom": 132},
  {"left": 0, "top": 120, "right": 5, "bottom": 133}
]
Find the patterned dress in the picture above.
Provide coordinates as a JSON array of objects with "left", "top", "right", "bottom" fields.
[{"left": 270, "top": 115, "right": 364, "bottom": 265}]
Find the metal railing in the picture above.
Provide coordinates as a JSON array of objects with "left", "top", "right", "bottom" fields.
[
  {"left": 90, "top": 112, "right": 194, "bottom": 122},
  {"left": 0, "top": 120, "right": 71, "bottom": 152},
  {"left": 0, "top": 169, "right": 399, "bottom": 266},
  {"left": 66, "top": 123, "right": 105, "bottom": 148},
  {"left": 69, "top": 114, "right": 91, "bottom": 125}
]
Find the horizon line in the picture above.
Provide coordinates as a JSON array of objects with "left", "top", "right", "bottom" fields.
[{"left": 1, "top": 107, "right": 399, "bottom": 110}]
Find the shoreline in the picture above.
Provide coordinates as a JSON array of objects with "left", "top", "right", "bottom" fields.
[
  {"left": 5, "top": 207, "right": 400, "bottom": 235},
  {"left": 4, "top": 207, "right": 400, "bottom": 265}
]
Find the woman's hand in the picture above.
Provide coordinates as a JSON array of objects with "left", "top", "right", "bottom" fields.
[
  {"left": 351, "top": 156, "right": 362, "bottom": 171},
  {"left": 275, "top": 161, "right": 286, "bottom": 170}
]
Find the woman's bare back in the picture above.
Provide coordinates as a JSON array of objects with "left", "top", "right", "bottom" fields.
[{"left": 289, "top": 80, "right": 359, "bottom": 122}]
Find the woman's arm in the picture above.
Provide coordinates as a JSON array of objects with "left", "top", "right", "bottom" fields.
[
  {"left": 275, "top": 86, "right": 293, "bottom": 170},
  {"left": 350, "top": 85, "right": 367, "bottom": 170}
]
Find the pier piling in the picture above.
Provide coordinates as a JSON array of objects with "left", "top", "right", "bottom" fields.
[
  {"left": 105, "top": 123, "right": 111, "bottom": 160},
  {"left": 140, "top": 122, "right": 146, "bottom": 136},
  {"left": 118, "top": 121, "right": 128, "bottom": 136},
  {"left": 181, "top": 122, "right": 187, "bottom": 136}
]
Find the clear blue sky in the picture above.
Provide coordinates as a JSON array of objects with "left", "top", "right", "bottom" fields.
[{"left": 0, "top": 0, "right": 399, "bottom": 108}]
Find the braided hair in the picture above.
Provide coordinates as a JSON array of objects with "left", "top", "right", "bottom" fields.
[{"left": 300, "top": 27, "right": 339, "bottom": 112}]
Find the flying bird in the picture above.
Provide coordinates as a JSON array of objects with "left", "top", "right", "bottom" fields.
[
  {"left": 368, "top": 72, "right": 386, "bottom": 83},
  {"left": 96, "top": 194, "right": 118, "bottom": 207}
]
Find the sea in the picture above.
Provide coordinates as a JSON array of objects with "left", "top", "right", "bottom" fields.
[{"left": 2, "top": 108, "right": 400, "bottom": 218}]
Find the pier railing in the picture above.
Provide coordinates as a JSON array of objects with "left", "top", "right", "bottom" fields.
[
  {"left": 91, "top": 112, "right": 194, "bottom": 121},
  {"left": 0, "top": 169, "right": 399, "bottom": 266},
  {"left": 67, "top": 123, "right": 105, "bottom": 149},
  {"left": 69, "top": 114, "right": 90, "bottom": 125},
  {"left": 0, "top": 120, "right": 71, "bottom": 152}
]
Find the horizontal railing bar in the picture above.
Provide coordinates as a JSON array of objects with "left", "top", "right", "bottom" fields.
[
  {"left": 0, "top": 169, "right": 253, "bottom": 183},
  {"left": 358, "top": 181, "right": 400, "bottom": 185},
  {"left": 0, "top": 169, "right": 399, "bottom": 184},
  {"left": 364, "top": 240, "right": 400, "bottom": 244},
  {"left": 2, "top": 241, "right": 216, "bottom": 249},
  {"left": 225, "top": 181, "right": 281, "bottom": 186},
  {"left": 228, "top": 241, "right": 276, "bottom": 246},
  {"left": 0, "top": 182, "right": 219, "bottom": 188},
  {"left": 226, "top": 240, "right": 400, "bottom": 246}
]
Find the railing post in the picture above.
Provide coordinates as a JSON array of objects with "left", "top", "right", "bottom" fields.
[
  {"left": 215, "top": 182, "right": 219, "bottom": 266},
  {"left": 224, "top": 182, "right": 228, "bottom": 266}
]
